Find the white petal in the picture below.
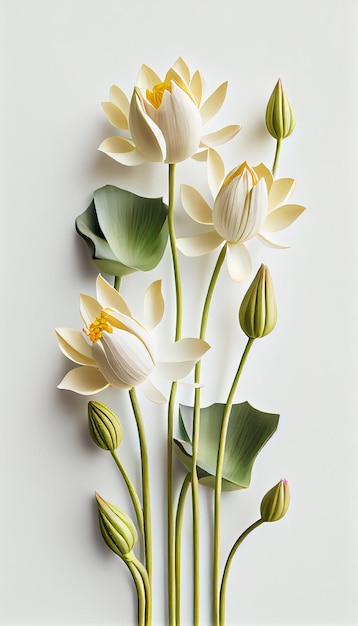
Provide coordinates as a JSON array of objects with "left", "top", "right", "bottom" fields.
[
  {"left": 96, "top": 275, "right": 132, "bottom": 316},
  {"left": 263, "top": 203, "right": 305, "bottom": 232},
  {"left": 268, "top": 178, "right": 296, "bottom": 212},
  {"left": 55, "top": 328, "right": 95, "bottom": 365},
  {"left": 98, "top": 136, "right": 146, "bottom": 166},
  {"left": 226, "top": 243, "right": 252, "bottom": 282},
  {"left": 102, "top": 308, "right": 155, "bottom": 357},
  {"left": 110, "top": 85, "right": 130, "bottom": 118},
  {"left": 177, "top": 231, "right": 223, "bottom": 256},
  {"left": 80, "top": 294, "right": 102, "bottom": 326},
  {"left": 200, "top": 82, "right": 228, "bottom": 124},
  {"left": 181, "top": 184, "right": 213, "bottom": 224},
  {"left": 256, "top": 233, "right": 290, "bottom": 249},
  {"left": 93, "top": 331, "right": 155, "bottom": 389},
  {"left": 137, "top": 64, "right": 162, "bottom": 94},
  {"left": 144, "top": 280, "right": 164, "bottom": 330},
  {"left": 129, "top": 89, "right": 165, "bottom": 162},
  {"left": 200, "top": 125, "right": 241, "bottom": 148},
  {"left": 157, "top": 338, "right": 210, "bottom": 363},
  {"left": 141, "top": 378, "right": 167, "bottom": 404},
  {"left": 58, "top": 366, "right": 109, "bottom": 395},
  {"left": 207, "top": 148, "right": 225, "bottom": 198},
  {"left": 101, "top": 102, "right": 128, "bottom": 130}
]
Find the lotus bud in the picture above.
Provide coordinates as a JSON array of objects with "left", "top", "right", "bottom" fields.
[
  {"left": 265, "top": 79, "right": 295, "bottom": 140},
  {"left": 95, "top": 493, "right": 137, "bottom": 561},
  {"left": 88, "top": 401, "right": 122, "bottom": 451},
  {"left": 260, "top": 479, "right": 290, "bottom": 522},
  {"left": 239, "top": 264, "right": 277, "bottom": 338}
]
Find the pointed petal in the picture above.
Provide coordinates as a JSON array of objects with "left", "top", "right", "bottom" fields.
[
  {"left": 144, "top": 280, "right": 164, "bottom": 330},
  {"left": 192, "top": 149, "right": 208, "bottom": 162},
  {"left": 181, "top": 184, "right": 213, "bottom": 224},
  {"left": 268, "top": 178, "right": 296, "bottom": 212},
  {"left": 254, "top": 163, "right": 273, "bottom": 193},
  {"left": 96, "top": 274, "right": 132, "bottom": 316},
  {"left": 177, "top": 231, "right": 223, "bottom": 257},
  {"left": 190, "top": 70, "right": 203, "bottom": 106},
  {"left": 58, "top": 366, "right": 109, "bottom": 395},
  {"left": 256, "top": 233, "right": 290, "bottom": 249},
  {"left": 55, "top": 328, "right": 95, "bottom": 365},
  {"left": 137, "top": 64, "right": 161, "bottom": 94},
  {"left": 263, "top": 204, "right": 306, "bottom": 232},
  {"left": 207, "top": 148, "right": 225, "bottom": 198},
  {"left": 157, "top": 338, "right": 210, "bottom": 363},
  {"left": 98, "top": 136, "right": 145, "bottom": 166},
  {"left": 226, "top": 243, "right": 252, "bottom": 282},
  {"left": 129, "top": 89, "right": 165, "bottom": 162},
  {"left": 201, "top": 125, "right": 241, "bottom": 148},
  {"left": 80, "top": 294, "right": 102, "bottom": 326},
  {"left": 109, "top": 85, "right": 130, "bottom": 118},
  {"left": 101, "top": 102, "right": 129, "bottom": 130},
  {"left": 171, "top": 57, "right": 190, "bottom": 84},
  {"left": 141, "top": 378, "right": 167, "bottom": 404},
  {"left": 200, "top": 82, "right": 228, "bottom": 124}
]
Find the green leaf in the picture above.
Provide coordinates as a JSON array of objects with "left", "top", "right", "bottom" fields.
[
  {"left": 75, "top": 186, "right": 169, "bottom": 277},
  {"left": 174, "top": 402, "right": 279, "bottom": 491}
]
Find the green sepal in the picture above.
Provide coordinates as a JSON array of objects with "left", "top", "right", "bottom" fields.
[{"left": 174, "top": 401, "right": 279, "bottom": 491}]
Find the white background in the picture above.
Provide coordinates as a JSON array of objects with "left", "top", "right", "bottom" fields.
[{"left": 1, "top": 0, "right": 358, "bottom": 624}]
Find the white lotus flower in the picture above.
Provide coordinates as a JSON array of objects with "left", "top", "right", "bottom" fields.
[
  {"left": 177, "top": 152, "right": 306, "bottom": 281},
  {"left": 99, "top": 57, "right": 241, "bottom": 166},
  {"left": 56, "top": 276, "right": 210, "bottom": 403}
]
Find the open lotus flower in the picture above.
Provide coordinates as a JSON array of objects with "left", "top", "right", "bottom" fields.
[
  {"left": 177, "top": 151, "right": 306, "bottom": 281},
  {"left": 99, "top": 57, "right": 241, "bottom": 166},
  {"left": 56, "top": 276, "right": 210, "bottom": 403}
]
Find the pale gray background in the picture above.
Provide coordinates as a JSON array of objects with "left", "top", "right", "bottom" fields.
[{"left": 1, "top": 0, "right": 358, "bottom": 624}]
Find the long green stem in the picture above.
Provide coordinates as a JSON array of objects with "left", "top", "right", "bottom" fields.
[
  {"left": 219, "top": 519, "right": 264, "bottom": 626},
  {"left": 126, "top": 559, "right": 146, "bottom": 626},
  {"left": 167, "top": 162, "right": 182, "bottom": 626},
  {"left": 272, "top": 138, "right": 282, "bottom": 177},
  {"left": 110, "top": 450, "right": 145, "bottom": 540},
  {"left": 213, "top": 337, "right": 255, "bottom": 626},
  {"left": 133, "top": 556, "right": 152, "bottom": 626},
  {"left": 175, "top": 473, "right": 191, "bottom": 626},
  {"left": 129, "top": 388, "right": 152, "bottom": 593},
  {"left": 191, "top": 243, "right": 228, "bottom": 626}
]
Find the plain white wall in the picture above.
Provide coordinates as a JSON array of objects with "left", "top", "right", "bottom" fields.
[{"left": 1, "top": 0, "right": 358, "bottom": 624}]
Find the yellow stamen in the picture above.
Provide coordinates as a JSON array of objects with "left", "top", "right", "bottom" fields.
[
  {"left": 83, "top": 315, "right": 113, "bottom": 343},
  {"left": 222, "top": 161, "right": 259, "bottom": 188},
  {"left": 146, "top": 81, "right": 172, "bottom": 109}
]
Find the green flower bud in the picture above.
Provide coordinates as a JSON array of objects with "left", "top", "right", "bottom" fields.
[
  {"left": 239, "top": 264, "right": 277, "bottom": 338},
  {"left": 260, "top": 479, "right": 290, "bottom": 522},
  {"left": 265, "top": 79, "right": 295, "bottom": 140},
  {"left": 95, "top": 492, "right": 137, "bottom": 561},
  {"left": 88, "top": 401, "right": 122, "bottom": 451}
]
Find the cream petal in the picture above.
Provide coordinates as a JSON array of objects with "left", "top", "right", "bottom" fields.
[
  {"left": 137, "top": 64, "right": 162, "bottom": 94},
  {"left": 263, "top": 203, "right": 305, "bottom": 232},
  {"left": 200, "top": 82, "right": 228, "bottom": 124},
  {"left": 189, "top": 70, "right": 203, "bottom": 106},
  {"left": 181, "top": 184, "right": 213, "bottom": 224},
  {"left": 58, "top": 366, "right": 109, "bottom": 395},
  {"left": 55, "top": 328, "right": 95, "bottom": 365},
  {"left": 102, "top": 308, "right": 155, "bottom": 357},
  {"left": 170, "top": 57, "right": 190, "bottom": 84},
  {"left": 96, "top": 274, "right": 132, "bottom": 316},
  {"left": 177, "top": 231, "right": 224, "bottom": 257},
  {"left": 256, "top": 233, "right": 290, "bottom": 249},
  {"left": 144, "top": 280, "right": 164, "bottom": 330},
  {"left": 93, "top": 330, "right": 154, "bottom": 389},
  {"left": 157, "top": 338, "right": 210, "bottom": 363},
  {"left": 101, "top": 102, "right": 129, "bottom": 130},
  {"left": 109, "top": 85, "right": 130, "bottom": 118},
  {"left": 98, "top": 136, "right": 146, "bottom": 166},
  {"left": 226, "top": 243, "right": 252, "bottom": 282},
  {"left": 200, "top": 125, "right": 241, "bottom": 148},
  {"left": 268, "top": 178, "right": 296, "bottom": 213},
  {"left": 254, "top": 163, "right": 273, "bottom": 193},
  {"left": 207, "top": 148, "right": 225, "bottom": 198},
  {"left": 129, "top": 89, "right": 165, "bottom": 162},
  {"left": 192, "top": 149, "right": 209, "bottom": 162},
  {"left": 80, "top": 294, "right": 102, "bottom": 326},
  {"left": 141, "top": 378, "right": 167, "bottom": 404}
]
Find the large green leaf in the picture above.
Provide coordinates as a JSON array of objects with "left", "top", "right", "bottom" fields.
[
  {"left": 174, "top": 402, "right": 279, "bottom": 491},
  {"left": 75, "top": 185, "right": 169, "bottom": 277}
]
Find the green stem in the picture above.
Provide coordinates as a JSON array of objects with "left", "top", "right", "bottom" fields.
[
  {"left": 213, "top": 337, "right": 255, "bottom": 626},
  {"left": 126, "top": 559, "right": 146, "bottom": 626},
  {"left": 110, "top": 450, "right": 145, "bottom": 541},
  {"left": 191, "top": 243, "right": 228, "bottom": 626},
  {"left": 272, "top": 138, "right": 282, "bottom": 177},
  {"left": 175, "top": 473, "right": 191, "bottom": 626},
  {"left": 114, "top": 275, "right": 121, "bottom": 291},
  {"left": 167, "top": 162, "right": 182, "bottom": 626},
  {"left": 129, "top": 388, "right": 152, "bottom": 592},
  {"left": 219, "top": 519, "right": 264, "bottom": 626},
  {"left": 133, "top": 556, "right": 152, "bottom": 626}
]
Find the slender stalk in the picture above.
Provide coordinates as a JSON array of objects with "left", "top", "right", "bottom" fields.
[
  {"left": 191, "top": 244, "right": 228, "bottom": 625},
  {"left": 175, "top": 473, "right": 191, "bottom": 626},
  {"left": 129, "top": 388, "right": 152, "bottom": 591},
  {"left": 272, "top": 138, "right": 282, "bottom": 177},
  {"left": 110, "top": 450, "right": 145, "bottom": 540},
  {"left": 126, "top": 559, "right": 146, "bottom": 626},
  {"left": 219, "top": 519, "right": 264, "bottom": 626},
  {"left": 213, "top": 337, "right": 255, "bottom": 626},
  {"left": 166, "top": 162, "right": 182, "bottom": 626},
  {"left": 114, "top": 275, "right": 121, "bottom": 291},
  {"left": 133, "top": 556, "right": 152, "bottom": 626}
]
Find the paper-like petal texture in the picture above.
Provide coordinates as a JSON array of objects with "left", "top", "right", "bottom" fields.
[
  {"left": 58, "top": 366, "right": 109, "bottom": 395},
  {"left": 200, "top": 125, "right": 241, "bottom": 148},
  {"left": 56, "top": 329, "right": 95, "bottom": 365},
  {"left": 177, "top": 231, "right": 224, "bottom": 257},
  {"left": 98, "top": 136, "right": 146, "bottom": 166},
  {"left": 144, "top": 280, "right": 164, "bottom": 330},
  {"left": 129, "top": 90, "right": 166, "bottom": 162},
  {"left": 226, "top": 243, "right": 252, "bottom": 282},
  {"left": 156, "top": 338, "right": 210, "bottom": 380},
  {"left": 109, "top": 85, "right": 130, "bottom": 118},
  {"left": 141, "top": 379, "right": 167, "bottom": 404},
  {"left": 268, "top": 178, "right": 296, "bottom": 212},
  {"left": 263, "top": 204, "right": 306, "bottom": 232},
  {"left": 101, "top": 102, "right": 128, "bottom": 130},
  {"left": 181, "top": 185, "right": 213, "bottom": 224},
  {"left": 200, "top": 82, "right": 228, "bottom": 124},
  {"left": 207, "top": 148, "right": 225, "bottom": 198},
  {"left": 96, "top": 274, "right": 132, "bottom": 317}
]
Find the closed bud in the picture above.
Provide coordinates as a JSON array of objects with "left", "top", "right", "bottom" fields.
[
  {"left": 239, "top": 264, "right": 277, "bottom": 338},
  {"left": 95, "top": 492, "right": 137, "bottom": 560},
  {"left": 265, "top": 79, "right": 295, "bottom": 140},
  {"left": 260, "top": 479, "right": 290, "bottom": 522},
  {"left": 88, "top": 401, "right": 122, "bottom": 451}
]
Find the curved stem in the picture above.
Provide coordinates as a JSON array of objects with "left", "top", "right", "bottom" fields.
[
  {"left": 110, "top": 450, "right": 145, "bottom": 541},
  {"left": 219, "top": 519, "right": 264, "bottom": 626},
  {"left": 114, "top": 275, "right": 121, "bottom": 291},
  {"left": 272, "top": 138, "right": 282, "bottom": 177},
  {"left": 129, "top": 388, "right": 152, "bottom": 591},
  {"left": 213, "top": 337, "right": 255, "bottom": 626},
  {"left": 190, "top": 243, "right": 228, "bottom": 625},
  {"left": 126, "top": 559, "right": 146, "bottom": 626},
  {"left": 175, "top": 473, "right": 191, "bottom": 626},
  {"left": 133, "top": 556, "right": 152, "bottom": 626}
]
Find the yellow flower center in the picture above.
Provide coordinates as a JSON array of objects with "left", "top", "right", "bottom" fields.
[
  {"left": 146, "top": 81, "right": 172, "bottom": 109},
  {"left": 84, "top": 315, "right": 113, "bottom": 343},
  {"left": 222, "top": 161, "right": 259, "bottom": 188}
]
